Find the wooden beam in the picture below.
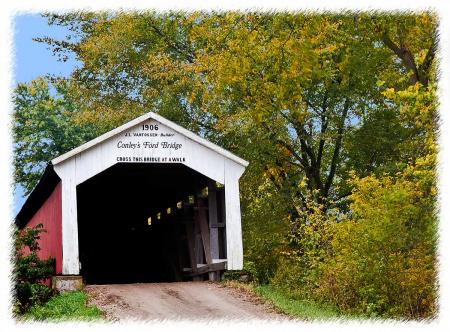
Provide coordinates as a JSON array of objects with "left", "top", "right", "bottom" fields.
[
  {"left": 172, "top": 213, "right": 183, "bottom": 281},
  {"left": 208, "top": 181, "right": 220, "bottom": 260},
  {"left": 184, "top": 203, "right": 197, "bottom": 274},
  {"left": 210, "top": 222, "right": 225, "bottom": 228},
  {"left": 217, "top": 188, "right": 227, "bottom": 258},
  {"left": 197, "top": 198, "right": 212, "bottom": 265},
  {"left": 194, "top": 216, "right": 204, "bottom": 265},
  {"left": 183, "top": 261, "right": 227, "bottom": 278}
]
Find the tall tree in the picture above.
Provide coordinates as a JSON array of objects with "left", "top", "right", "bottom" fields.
[
  {"left": 32, "top": 13, "right": 436, "bottom": 218},
  {"left": 13, "top": 77, "right": 97, "bottom": 194}
]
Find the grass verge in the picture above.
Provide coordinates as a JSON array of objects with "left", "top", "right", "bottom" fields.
[
  {"left": 253, "top": 284, "right": 342, "bottom": 320},
  {"left": 22, "top": 290, "right": 104, "bottom": 321},
  {"left": 224, "top": 280, "right": 344, "bottom": 321}
]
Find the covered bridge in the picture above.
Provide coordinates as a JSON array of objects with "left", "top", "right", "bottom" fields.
[{"left": 15, "top": 112, "right": 248, "bottom": 289}]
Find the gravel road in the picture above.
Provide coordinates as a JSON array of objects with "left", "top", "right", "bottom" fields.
[{"left": 85, "top": 282, "right": 287, "bottom": 321}]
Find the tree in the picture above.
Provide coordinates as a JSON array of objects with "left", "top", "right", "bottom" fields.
[
  {"left": 37, "top": 12, "right": 428, "bottom": 213},
  {"left": 312, "top": 14, "right": 438, "bottom": 319},
  {"left": 13, "top": 77, "right": 97, "bottom": 194}
]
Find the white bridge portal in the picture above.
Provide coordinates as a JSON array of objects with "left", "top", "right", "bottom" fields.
[{"left": 50, "top": 112, "right": 248, "bottom": 280}]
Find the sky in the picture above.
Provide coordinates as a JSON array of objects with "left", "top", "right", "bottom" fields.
[{"left": 13, "top": 14, "right": 79, "bottom": 214}]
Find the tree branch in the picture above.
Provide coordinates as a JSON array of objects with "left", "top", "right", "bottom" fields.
[
  {"left": 148, "top": 23, "right": 195, "bottom": 63},
  {"left": 381, "top": 31, "right": 424, "bottom": 86},
  {"left": 317, "top": 92, "right": 329, "bottom": 170},
  {"left": 418, "top": 35, "right": 436, "bottom": 87},
  {"left": 324, "top": 98, "right": 350, "bottom": 196}
]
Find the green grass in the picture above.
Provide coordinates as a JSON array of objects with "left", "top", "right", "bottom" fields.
[
  {"left": 23, "top": 291, "right": 104, "bottom": 321},
  {"left": 253, "top": 284, "right": 342, "bottom": 320}
]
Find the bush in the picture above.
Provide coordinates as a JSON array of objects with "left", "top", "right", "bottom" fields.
[
  {"left": 266, "top": 165, "right": 437, "bottom": 320},
  {"left": 13, "top": 224, "right": 56, "bottom": 314},
  {"left": 270, "top": 199, "right": 337, "bottom": 299},
  {"left": 241, "top": 174, "right": 290, "bottom": 284},
  {"left": 315, "top": 175, "right": 437, "bottom": 319}
]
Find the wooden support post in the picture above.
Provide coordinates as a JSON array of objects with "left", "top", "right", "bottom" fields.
[
  {"left": 217, "top": 188, "right": 227, "bottom": 258},
  {"left": 208, "top": 180, "right": 220, "bottom": 261},
  {"left": 172, "top": 210, "right": 183, "bottom": 281},
  {"left": 197, "top": 198, "right": 212, "bottom": 265},
  {"left": 184, "top": 202, "right": 197, "bottom": 276},
  {"left": 194, "top": 218, "right": 203, "bottom": 266}
]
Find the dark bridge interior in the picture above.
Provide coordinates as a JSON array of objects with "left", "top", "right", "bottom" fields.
[{"left": 76, "top": 162, "right": 226, "bottom": 284}]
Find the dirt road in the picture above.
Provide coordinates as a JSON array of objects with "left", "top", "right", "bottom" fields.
[{"left": 85, "top": 282, "right": 287, "bottom": 321}]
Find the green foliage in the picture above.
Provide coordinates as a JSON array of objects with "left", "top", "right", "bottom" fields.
[
  {"left": 241, "top": 174, "right": 290, "bottom": 284},
  {"left": 270, "top": 198, "right": 336, "bottom": 296},
  {"left": 270, "top": 166, "right": 437, "bottom": 319},
  {"left": 13, "top": 224, "right": 56, "bottom": 314},
  {"left": 270, "top": 84, "right": 437, "bottom": 320},
  {"left": 23, "top": 291, "right": 103, "bottom": 321},
  {"left": 39, "top": 12, "right": 428, "bottom": 210},
  {"left": 36, "top": 11, "right": 437, "bottom": 205},
  {"left": 316, "top": 173, "right": 437, "bottom": 319},
  {"left": 344, "top": 107, "right": 410, "bottom": 177},
  {"left": 13, "top": 77, "right": 97, "bottom": 194}
]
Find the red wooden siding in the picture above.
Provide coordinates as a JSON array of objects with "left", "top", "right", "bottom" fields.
[{"left": 25, "top": 182, "right": 63, "bottom": 274}]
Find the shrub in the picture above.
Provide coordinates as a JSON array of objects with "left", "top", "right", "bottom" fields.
[
  {"left": 13, "top": 223, "right": 56, "bottom": 314},
  {"left": 316, "top": 175, "right": 437, "bottom": 319},
  {"left": 241, "top": 174, "right": 290, "bottom": 284},
  {"left": 270, "top": 199, "right": 337, "bottom": 299},
  {"left": 267, "top": 165, "right": 437, "bottom": 320}
]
